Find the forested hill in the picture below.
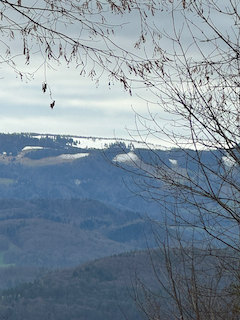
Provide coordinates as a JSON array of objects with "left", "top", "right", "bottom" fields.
[
  {"left": 0, "top": 198, "right": 155, "bottom": 271},
  {"left": 0, "top": 132, "right": 220, "bottom": 215},
  {"left": 0, "top": 132, "right": 161, "bottom": 215},
  {"left": 0, "top": 133, "right": 229, "bottom": 290},
  {"left": 0, "top": 250, "right": 158, "bottom": 320},
  {"left": 0, "top": 133, "right": 159, "bottom": 289}
]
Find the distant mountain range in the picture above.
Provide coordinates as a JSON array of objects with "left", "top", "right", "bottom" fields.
[
  {"left": 0, "top": 132, "right": 163, "bottom": 214},
  {"left": 0, "top": 133, "right": 235, "bottom": 320},
  {"left": 0, "top": 132, "right": 160, "bottom": 155},
  {"left": 0, "top": 133, "right": 231, "bottom": 286},
  {"left": 0, "top": 133, "right": 159, "bottom": 278}
]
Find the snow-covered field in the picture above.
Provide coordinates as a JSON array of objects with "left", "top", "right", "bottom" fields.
[{"left": 31, "top": 134, "right": 163, "bottom": 150}]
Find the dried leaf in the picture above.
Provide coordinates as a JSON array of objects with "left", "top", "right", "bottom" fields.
[
  {"left": 42, "top": 82, "right": 47, "bottom": 93},
  {"left": 50, "top": 101, "right": 55, "bottom": 109},
  {"left": 5, "top": 48, "right": 10, "bottom": 56},
  {"left": 208, "top": 95, "right": 212, "bottom": 103},
  {"left": 10, "top": 30, "right": 14, "bottom": 39}
]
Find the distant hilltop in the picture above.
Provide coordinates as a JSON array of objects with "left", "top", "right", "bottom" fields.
[
  {"left": 28, "top": 133, "right": 162, "bottom": 150},
  {"left": 0, "top": 132, "right": 163, "bottom": 157}
]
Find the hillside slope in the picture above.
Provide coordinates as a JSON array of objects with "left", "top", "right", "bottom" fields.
[
  {"left": 0, "top": 198, "right": 155, "bottom": 270},
  {"left": 0, "top": 133, "right": 161, "bottom": 215},
  {"left": 0, "top": 250, "right": 159, "bottom": 320}
]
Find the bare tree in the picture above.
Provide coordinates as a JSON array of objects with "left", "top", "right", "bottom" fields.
[
  {"left": 110, "top": 1, "right": 240, "bottom": 319},
  {"left": 122, "top": 0, "right": 240, "bottom": 257}
]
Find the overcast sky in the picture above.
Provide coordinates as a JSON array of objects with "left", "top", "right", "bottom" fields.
[
  {"left": 0, "top": 64, "right": 139, "bottom": 138},
  {"left": 0, "top": 4, "right": 159, "bottom": 143},
  {"left": 0, "top": 1, "right": 231, "bottom": 148},
  {"left": 0, "top": 52, "right": 147, "bottom": 140},
  {"left": 0, "top": 1, "right": 180, "bottom": 149}
]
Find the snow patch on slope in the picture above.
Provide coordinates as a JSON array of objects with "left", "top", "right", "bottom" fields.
[
  {"left": 113, "top": 152, "right": 140, "bottom": 165},
  {"left": 222, "top": 156, "right": 236, "bottom": 167},
  {"left": 169, "top": 159, "right": 177, "bottom": 165},
  {"left": 22, "top": 146, "right": 44, "bottom": 151},
  {"left": 57, "top": 153, "right": 89, "bottom": 160}
]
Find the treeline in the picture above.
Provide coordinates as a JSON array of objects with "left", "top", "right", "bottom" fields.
[
  {"left": 0, "top": 133, "right": 75, "bottom": 155},
  {"left": 0, "top": 132, "right": 135, "bottom": 157}
]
